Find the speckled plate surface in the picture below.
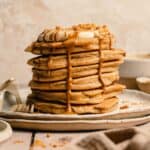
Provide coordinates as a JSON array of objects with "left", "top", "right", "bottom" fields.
[
  {"left": 1, "top": 115, "right": 150, "bottom": 131},
  {"left": 0, "top": 89, "right": 150, "bottom": 121}
]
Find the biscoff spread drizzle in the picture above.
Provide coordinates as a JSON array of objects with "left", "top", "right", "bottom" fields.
[
  {"left": 96, "top": 25, "right": 112, "bottom": 91},
  {"left": 65, "top": 24, "right": 97, "bottom": 113},
  {"left": 66, "top": 47, "right": 72, "bottom": 113}
]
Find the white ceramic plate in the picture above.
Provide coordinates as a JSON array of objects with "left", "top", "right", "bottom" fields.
[
  {"left": 0, "top": 89, "right": 150, "bottom": 120},
  {"left": 0, "top": 120, "right": 12, "bottom": 143},
  {"left": 1, "top": 116, "right": 150, "bottom": 131}
]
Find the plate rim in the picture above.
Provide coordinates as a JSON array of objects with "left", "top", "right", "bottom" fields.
[
  {"left": 1, "top": 89, "right": 150, "bottom": 120},
  {"left": 1, "top": 114, "right": 150, "bottom": 123},
  {"left": 1, "top": 115, "right": 150, "bottom": 131}
]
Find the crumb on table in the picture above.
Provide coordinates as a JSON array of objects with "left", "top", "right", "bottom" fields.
[
  {"left": 32, "top": 139, "right": 46, "bottom": 148},
  {"left": 13, "top": 140, "right": 24, "bottom": 144},
  {"left": 120, "top": 104, "right": 129, "bottom": 109},
  {"left": 46, "top": 133, "right": 51, "bottom": 138},
  {"left": 49, "top": 136, "right": 72, "bottom": 148}
]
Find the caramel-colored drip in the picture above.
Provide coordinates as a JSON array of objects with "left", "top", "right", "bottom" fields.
[
  {"left": 64, "top": 31, "right": 79, "bottom": 114},
  {"left": 66, "top": 48, "right": 72, "bottom": 113}
]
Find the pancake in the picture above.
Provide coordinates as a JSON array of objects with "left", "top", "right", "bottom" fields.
[
  {"left": 29, "top": 71, "right": 119, "bottom": 91},
  {"left": 27, "top": 97, "right": 119, "bottom": 114},
  {"left": 30, "top": 59, "right": 123, "bottom": 71},
  {"left": 29, "top": 84, "right": 125, "bottom": 104},
  {"left": 37, "top": 24, "right": 112, "bottom": 43},
  {"left": 25, "top": 24, "right": 114, "bottom": 52},
  {"left": 32, "top": 65, "right": 119, "bottom": 82},
  {"left": 32, "top": 69, "right": 119, "bottom": 83},
  {"left": 25, "top": 41, "right": 114, "bottom": 55},
  {"left": 28, "top": 50, "right": 125, "bottom": 70},
  {"left": 25, "top": 43, "right": 102, "bottom": 55},
  {"left": 25, "top": 41, "right": 111, "bottom": 55}
]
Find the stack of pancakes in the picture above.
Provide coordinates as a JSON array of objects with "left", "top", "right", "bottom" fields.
[{"left": 25, "top": 24, "right": 125, "bottom": 114}]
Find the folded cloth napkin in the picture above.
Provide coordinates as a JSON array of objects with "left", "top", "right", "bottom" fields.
[{"left": 63, "top": 123, "right": 150, "bottom": 150}]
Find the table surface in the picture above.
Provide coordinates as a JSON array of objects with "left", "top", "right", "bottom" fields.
[
  {"left": 0, "top": 122, "right": 150, "bottom": 150},
  {"left": 0, "top": 129, "right": 102, "bottom": 150}
]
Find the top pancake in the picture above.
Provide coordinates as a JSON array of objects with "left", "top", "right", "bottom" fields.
[
  {"left": 37, "top": 24, "right": 113, "bottom": 43},
  {"left": 25, "top": 24, "right": 115, "bottom": 54}
]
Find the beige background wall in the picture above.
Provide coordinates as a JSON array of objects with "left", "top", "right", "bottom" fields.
[{"left": 0, "top": 0, "right": 150, "bottom": 85}]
